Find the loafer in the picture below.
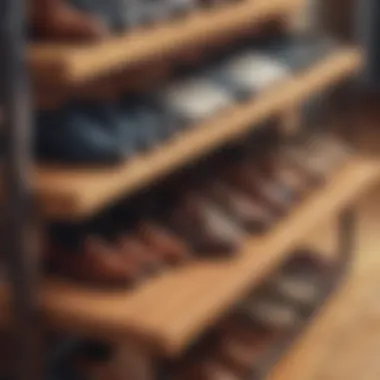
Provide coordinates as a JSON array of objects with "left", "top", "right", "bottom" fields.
[
  {"left": 203, "top": 181, "right": 274, "bottom": 233},
  {"left": 137, "top": 221, "right": 192, "bottom": 265},
  {"left": 49, "top": 237, "right": 139, "bottom": 286},
  {"left": 168, "top": 193, "right": 246, "bottom": 256}
]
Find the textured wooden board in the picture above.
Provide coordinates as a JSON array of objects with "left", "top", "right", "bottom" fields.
[
  {"left": 29, "top": 0, "right": 303, "bottom": 85},
  {"left": 34, "top": 48, "right": 363, "bottom": 220}
]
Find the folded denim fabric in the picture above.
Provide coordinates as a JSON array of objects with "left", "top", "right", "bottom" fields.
[{"left": 36, "top": 102, "right": 129, "bottom": 164}]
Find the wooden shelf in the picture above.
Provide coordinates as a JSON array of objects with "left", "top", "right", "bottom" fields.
[
  {"left": 30, "top": 0, "right": 302, "bottom": 85},
  {"left": 34, "top": 48, "right": 363, "bottom": 220},
  {"left": 38, "top": 157, "right": 379, "bottom": 355}
]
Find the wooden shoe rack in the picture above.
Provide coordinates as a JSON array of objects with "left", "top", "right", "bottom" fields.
[{"left": 1, "top": 1, "right": 379, "bottom": 380}]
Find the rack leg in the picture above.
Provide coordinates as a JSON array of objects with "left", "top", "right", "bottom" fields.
[{"left": 112, "top": 342, "right": 155, "bottom": 380}]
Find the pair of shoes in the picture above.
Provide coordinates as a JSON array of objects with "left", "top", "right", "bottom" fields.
[
  {"left": 174, "top": 249, "right": 331, "bottom": 380},
  {"left": 48, "top": 220, "right": 191, "bottom": 286}
]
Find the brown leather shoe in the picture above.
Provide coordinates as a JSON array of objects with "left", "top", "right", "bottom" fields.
[
  {"left": 137, "top": 221, "right": 192, "bottom": 265},
  {"left": 203, "top": 181, "right": 274, "bottom": 233},
  {"left": 253, "top": 151, "right": 311, "bottom": 200},
  {"left": 278, "top": 143, "right": 336, "bottom": 185},
  {"left": 116, "top": 235, "right": 166, "bottom": 276},
  {"left": 216, "top": 329, "right": 275, "bottom": 375},
  {"left": 179, "top": 360, "right": 241, "bottom": 380},
  {"left": 224, "top": 162, "right": 290, "bottom": 216},
  {"left": 49, "top": 237, "right": 137, "bottom": 286},
  {"left": 280, "top": 250, "right": 331, "bottom": 275},
  {"left": 30, "top": 0, "right": 109, "bottom": 41},
  {"left": 168, "top": 193, "right": 246, "bottom": 257},
  {"left": 239, "top": 297, "right": 301, "bottom": 330}
]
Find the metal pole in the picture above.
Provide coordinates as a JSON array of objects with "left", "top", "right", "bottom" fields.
[{"left": 0, "top": 0, "right": 43, "bottom": 380}]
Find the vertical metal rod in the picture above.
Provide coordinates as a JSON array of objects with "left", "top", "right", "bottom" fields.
[{"left": 0, "top": 1, "right": 42, "bottom": 380}]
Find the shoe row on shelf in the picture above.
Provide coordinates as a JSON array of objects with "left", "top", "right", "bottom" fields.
[
  {"left": 36, "top": 34, "right": 335, "bottom": 164},
  {"left": 31, "top": 0, "right": 256, "bottom": 42},
  {"left": 172, "top": 249, "right": 333, "bottom": 380},
  {"left": 46, "top": 129, "right": 351, "bottom": 287},
  {"left": 47, "top": 248, "right": 334, "bottom": 380}
]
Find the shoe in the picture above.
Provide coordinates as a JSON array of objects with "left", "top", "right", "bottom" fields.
[
  {"left": 179, "top": 360, "right": 241, "bottom": 380},
  {"left": 31, "top": 0, "right": 109, "bottom": 41},
  {"left": 277, "top": 143, "right": 329, "bottom": 185},
  {"left": 238, "top": 297, "right": 301, "bottom": 330},
  {"left": 280, "top": 249, "right": 331, "bottom": 277},
  {"left": 116, "top": 235, "right": 167, "bottom": 275},
  {"left": 216, "top": 328, "right": 274, "bottom": 375},
  {"left": 49, "top": 237, "right": 139, "bottom": 286},
  {"left": 137, "top": 221, "right": 192, "bottom": 265},
  {"left": 168, "top": 193, "right": 246, "bottom": 256},
  {"left": 259, "top": 153, "right": 311, "bottom": 199},
  {"left": 272, "top": 274, "right": 321, "bottom": 305},
  {"left": 300, "top": 133, "right": 352, "bottom": 164},
  {"left": 223, "top": 161, "right": 292, "bottom": 216},
  {"left": 278, "top": 137, "right": 349, "bottom": 185},
  {"left": 203, "top": 181, "right": 274, "bottom": 233}
]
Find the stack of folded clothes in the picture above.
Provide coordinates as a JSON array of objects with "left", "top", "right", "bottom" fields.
[
  {"left": 30, "top": 0, "right": 243, "bottom": 41},
  {"left": 35, "top": 35, "right": 336, "bottom": 165}
]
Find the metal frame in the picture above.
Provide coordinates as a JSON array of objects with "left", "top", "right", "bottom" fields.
[{"left": 0, "top": 0, "right": 42, "bottom": 380}]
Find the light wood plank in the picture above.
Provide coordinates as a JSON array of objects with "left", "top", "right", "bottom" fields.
[
  {"left": 37, "top": 157, "right": 379, "bottom": 355},
  {"left": 30, "top": 0, "right": 303, "bottom": 84},
  {"left": 34, "top": 48, "right": 363, "bottom": 220}
]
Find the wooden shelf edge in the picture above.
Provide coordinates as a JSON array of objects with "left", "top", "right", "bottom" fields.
[
  {"left": 29, "top": 0, "right": 302, "bottom": 84},
  {"left": 37, "top": 157, "right": 379, "bottom": 355},
  {"left": 34, "top": 48, "right": 363, "bottom": 220}
]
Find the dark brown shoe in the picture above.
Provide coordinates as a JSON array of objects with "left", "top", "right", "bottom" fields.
[
  {"left": 179, "top": 360, "right": 241, "bottom": 380},
  {"left": 168, "top": 193, "right": 246, "bottom": 257},
  {"left": 277, "top": 140, "right": 347, "bottom": 185},
  {"left": 203, "top": 181, "right": 274, "bottom": 233},
  {"left": 216, "top": 328, "right": 275, "bottom": 375},
  {"left": 116, "top": 235, "right": 166, "bottom": 276},
  {"left": 30, "top": 0, "right": 109, "bottom": 41},
  {"left": 224, "top": 162, "right": 291, "bottom": 216},
  {"left": 255, "top": 153, "right": 311, "bottom": 199},
  {"left": 137, "top": 221, "right": 192, "bottom": 265},
  {"left": 49, "top": 237, "right": 137, "bottom": 286},
  {"left": 239, "top": 297, "right": 301, "bottom": 330}
]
